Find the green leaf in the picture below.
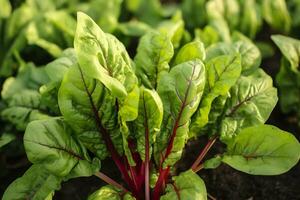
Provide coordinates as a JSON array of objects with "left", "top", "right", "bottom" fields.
[
  {"left": 155, "top": 59, "right": 206, "bottom": 167},
  {"left": 0, "top": 133, "right": 15, "bottom": 148},
  {"left": 133, "top": 87, "right": 163, "bottom": 160},
  {"left": 174, "top": 41, "right": 206, "bottom": 65},
  {"left": 190, "top": 54, "right": 241, "bottom": 136},
  {"left": 1, "top": 90, "right": 49, "bottom": 131},
  {"left": 203, "top": 156, "right": 222, "bottom": 169},
  {"left": 24, "top": 117, "right": 100, "bottom": 177},
  {"left": 206, "top": 40, "right": 261, "bottom": 75},
  {"left": 223, "top": 125, "right": 300, "bottom": 175},
  {"left": 74, "top": 12, "right": 137, "bottom": 99},
  {"left": 88, "top": 185, "right": 135, "bottom": 200},
  {"left": 117, "top": 20, "right": 152, "bottom": 37},
  {"left": 134, "top": 31, "right": 174, "bottom": 89},
  {"left": 58, "top": 64, "right": 121, "bottom": 159},
  {"left": 271, "top": 35, "right": 300, "bottom": 71},
  {"left": 2, "top": 165, "right": 61, "bottom": 200},
  {"left": 160, "top": 170, "right": 207, "bottom": 200},
  {"left": 275, "top": 59, "right": 300, "bottom": 113},
  {"left": 220, "top": 69, "right": 277, "bottom": 142},
  {"left": 262, "top": 0, "right": 291, "bottom": 33},
  {"left": 194, "top": 26, "right": 220, "bottom": 48},
  {"left": 181, "top": 0, "right": 207, "bottom": 29}
]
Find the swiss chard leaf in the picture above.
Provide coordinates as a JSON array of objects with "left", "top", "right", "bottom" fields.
[
  {"left": 223, "top": 125, "right": 300, "bottom": 175},
  {"left": 74, "top": 12, "right": 137, "bottom": 99},
  {"left": 2, "top": 164, "right": 61, "bottom": 200},
  {"left": 190, "top": 54, "right": 241, "bottom": 136},
  {"left": 134, "top": 31, "right": 173, "bottom": 89},
  {"left": 155, "top": 59, "right": 206, "bottom": 167},
  {"left": 24, "top": 117, "right": 100, "bottom": 177},
  {"left": 220, "top": 69, "right": 277, "bottom": 142},
  {"left": 88, "top": 185, "right": 135, "bottom": 200},
  {"left": 160, "top": 170, "right": 207, "bottom": 200}
]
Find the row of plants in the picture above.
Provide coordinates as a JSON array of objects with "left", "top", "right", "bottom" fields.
[{"left": 1, "top": 0, "right": 300, "bottom": 199}]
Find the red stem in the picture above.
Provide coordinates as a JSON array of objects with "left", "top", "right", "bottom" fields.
[
  {"left": 79, "top": 67, "right": 134, "bottom": 191},
  {"left": 152, "top": 167, "right": 170, "bottom": 200},
  {"left": 94, "top": 171, "right": 128, "bottom": 192},
  {"left": 191, "top": 136, "right": 217, "bottom": 171},
  {"left": 143, "top": 93, "right": 151, "bottom": 200}
]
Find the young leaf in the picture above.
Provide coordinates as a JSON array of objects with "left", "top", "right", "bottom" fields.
[
  {"left": 155, "top": 59, "right": 206, "bottom": 167},
  {"left": 160, "top": 170, "right": 207, "bottom": 200},
  {"left": 0, "top": 132, "right": 15, "bottom": 148},
  {"left": 174, "top": 40, "right": 206, "bottom": 65},
  {"left": 2, "top": 165, "right": 61, "bottom": 200},
  {"left": 134, "top": 31, "right": 174, "bottom": 89},
  {"left": 88, "top": 185, "right": 135, "bottom": 200},
  {"left": 24, "top": 117, "right": 100, "bottom": 177},
  {"left": 190, "top": 54, "right": 241, "bottom": 136},
  {"left": 222, "top": 125, "right": 300, "bottom": 175},
  {"left": 133, "top": 87, "right": 163, "bottom": 160},
  {"left": 74, "top": 12, "right": 137, "bottom": 99},
  {"left": 220, "top": 69, "right": 277, "bottom": 142}
]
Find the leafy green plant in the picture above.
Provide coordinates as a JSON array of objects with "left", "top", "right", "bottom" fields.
[
  {"left": 2, "top": 12, "right": 300, "bottom": 200},
  {"left": 271, "top": 35, "right": 300, "bottom": 126}
]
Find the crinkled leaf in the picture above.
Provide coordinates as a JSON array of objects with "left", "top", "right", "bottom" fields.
[
  {"left": 174, "top": 41, "right": 206, "bottom": 65},
  {"left": 1, "top": 90, "right": 49, "bottom": 131},
  {"left": 133, "top": 87, "right": 163, "bottom": 160},
  {"left": 88, "top": 185, "right": 135, "bottom": 200},
  {"left": 58, "top": 64, "right": 121, "bottom": 159},
  {"left": 155, "top": 59, "right": 206, "bottom": 167},
  {"left": 220, "top": 69, "right": 277, "bottom": 143},
  {"left": 160, "top": 170, "right": 207, "bottom": 200},
  {"left": 206, "top": 40, "right": 261, "bottom": 75},
  {"left": 134, "top": 31, "right": 173, "bottom": 89},
  {"left": 74, "top": 12, "right": 137, "bottom": 99},
  {"left": 2, "top": 165, "right": 61, "bottom": 200},
  {"left": 223, "top": 125, "right": 300, "bottom": 175},
  {"left": 24, "top": 117, "right": 100, "bottom": 177},
  {"left": 190, "top": 54, "right": 241, "bottom": 136}
]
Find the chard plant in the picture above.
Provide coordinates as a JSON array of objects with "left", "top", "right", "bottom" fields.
[
  {"left": 271, "top": 35, "right": 300, "bottom": 126},
  {"left": 3, "top": 12, "right": 300, "bottom": 200}
]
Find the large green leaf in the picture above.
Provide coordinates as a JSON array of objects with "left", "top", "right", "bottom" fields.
[
  {"left": 88, "top": 185, "right": 135, "bottom": 200},
  {"left": 190, "top": 54, "right": 241, "bottom": 136},
  {"left": 133, "top": 87, "right": 163, "bottom": 160},
  {"left": 155, "top": 59, "right": 206, "bottom": 167},
  {"left": 223, "top": 125, "right": 300, "bottom": 175},
  {"left": 134, "top": 31, "right": 173, "bottom": 89},
  {"left": 74, "top": 12, "right": 137, "bottom": 99},
  {"left": 2, "top": 165, "right": 61, "bottom": 200},
  {"left": 220, "top": 69, "right": 277, "bottom": 142},
  {"left": 160, "top": 170, "right": 207, "bottom": 200},
  {"left": 24, "top": 117, "right": 100, "bottom": 177},
  {"left": 58, "top": 64, "right": 121, "bottom": 159}
]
